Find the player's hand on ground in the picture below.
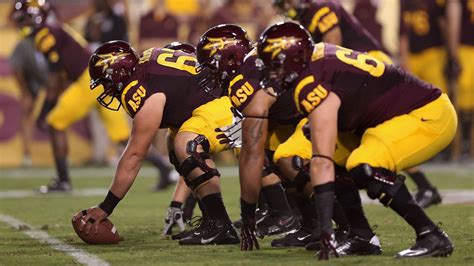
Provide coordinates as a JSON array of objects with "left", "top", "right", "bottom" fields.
[
  {"left": 240, "top": 215, "right": 259, "bottom": 251},
  {"left": 318, "top": 232, "right": 338, "bottom": 260},
  {"left": 72, "top": 207, "right": 108, "bottom": 235},
  {"left": 215, "top": 107, "right": 243, "bottom": 148},
  {"left": 163, "top": 207, "right": 185, "bottom": 235}
]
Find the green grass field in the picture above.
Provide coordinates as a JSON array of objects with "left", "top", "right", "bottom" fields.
[{"left": 0, "top": 166, "right": 473, "bottom": 265}]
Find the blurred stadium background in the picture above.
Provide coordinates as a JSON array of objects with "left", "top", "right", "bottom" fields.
[{"left": 0, "top": 0, "right": 412, "bottom": 168}]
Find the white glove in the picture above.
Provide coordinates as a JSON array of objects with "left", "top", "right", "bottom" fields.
[
  {"left": 215, "top": 107, "right": 243, "bottom": 149},
  {"left": 163, "top": 207, "right": 185, "bottom": 235}
]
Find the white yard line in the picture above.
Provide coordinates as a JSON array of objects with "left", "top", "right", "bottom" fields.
[
  {"left": 0, "top": 214, "right": 109, "bottom": 266},
  {"left": 0, "top": 188, "right": 107, "bottom": 199}
]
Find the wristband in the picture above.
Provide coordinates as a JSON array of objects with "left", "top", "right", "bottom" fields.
[
  {"left": 98, "top": 191, "right": 121, "bottom": 215},
  {"left": 313, "top": 182, "right": 335, "bottom": 234},
  {"left": 240, "top": 198, "right": 257, "bottom": 218}
]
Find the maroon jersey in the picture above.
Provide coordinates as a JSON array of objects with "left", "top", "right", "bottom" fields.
[
  {"left": 120, "top": 48, "right": 219, "bottom": 128},
  {"left": 33, "top": 23, "right": 90, "bottom": 81},
  {"left": 297, "top": 0, "right": 382, "bottom": 52},
  {"left": 294, "top": 43, "right": 441, "bottom": 133},
  {"left": 399, "top": 0, "right": 444, "bottom": 53},
  {"left": 461, "top": 0, "right": 474, "bottom": 45},
  {"left": 228, "top": 50, "right": 303, "bottom": 125}
]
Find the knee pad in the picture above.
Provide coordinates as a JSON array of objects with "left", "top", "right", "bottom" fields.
[
  {"left": 349, "top": 164, "right": 406, "bottom": 206},
  {"left": 291, "top": 156, "right": 310, "bottom": 192},
  {"left": 178, "top": 135, "right": 220, "bottom": 191}
]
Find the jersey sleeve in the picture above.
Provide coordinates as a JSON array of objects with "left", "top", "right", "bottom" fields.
[
  {"left": 120, "top": 79, "right": 150, "bottom": 117},
  {"left": 305, "top": 3, "right": 341, "bottom": 39},
  {"left": 294, "top": 75, "right": 331, "bottom": 116},
  {"left": 34, "top": 27, "right": 61, "bottom": 72},
  {"left": 228, "top": 73, "right": 260, "bottom": 112},
  {"left": 227, "top": 55, "right": 262, "bottom": 112}
]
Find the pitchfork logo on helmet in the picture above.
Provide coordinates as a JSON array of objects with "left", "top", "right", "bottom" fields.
[
  {"left": 197, "top": 24, "right": 252, "bottom": 98},
  {"left": 94, "top": 52, "right": 131, "bottom": 72},
  {"left": 89, "top": 40, "right": 139, "bottom": 111},
  {"left": 202, "top": 37, "right": 241, "bottom": 58},
  {"left": 263, "top": 37, "right": 303, "bottom": 59}
]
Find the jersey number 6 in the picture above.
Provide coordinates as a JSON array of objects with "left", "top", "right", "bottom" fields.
[
  {"left": 335, "top": 47, "right": 385, "bottom": 77},
  {"left": 157, "top": 50, "right": 198, "bottom": 75}
]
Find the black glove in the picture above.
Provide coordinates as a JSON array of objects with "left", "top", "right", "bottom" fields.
[
  {"left": 318, "top": 232, "right": 339, "bottom": 260},
  {"left": 240, "top": 198, "right": 259, "bottom": 251},
  {"left": 313, "top": 182, "right": 338, "bottom": 260},
  {"left": 444, "top": 56, "right": 461, "bottom": 82}
]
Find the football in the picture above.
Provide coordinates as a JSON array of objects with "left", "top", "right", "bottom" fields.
[{"left": 71, "top": 215, "right": 122, "bottom": 245}]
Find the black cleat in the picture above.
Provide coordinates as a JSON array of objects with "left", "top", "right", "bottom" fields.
[
  {"left": 172, "top": 216, "right": 204, "bottom": 240},
  {"left": 38, "top": 179, "right": 72, "bottom": 194},
  {"left": 179, "top": 219, "right": 240, "bottom": 245},
  {"left": 256, "top": 213, "right": 300, "bottom": 238},
  {"left": 395, "top": 227, "right": 453, "bottom": 258},
  {"left": 336, "top": 235, "right": 382, "bottom": 256},
  {"left": 415, "top": 188, "right": 442, "bottom": 208},
  {"left": 271, "top": 227, "right": 319, "bottom": 248}
]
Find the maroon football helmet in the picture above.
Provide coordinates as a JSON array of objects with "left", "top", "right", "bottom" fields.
[
  {"left": 11, "top": 0, "right": 50, "bottom": 36},
  {"left": 89, "top": 40, "right": 139, "bottom": 111},
  {"left": 164, "top": 42, "right": 196, "bottom": 55},
  {"left": 196, "top": 24, "right": 252, "bottom": 98},
  {"left": 257, "top": 21, "right": 314, "bottom": 96},
  {"left": 273, "top": 0, "right": 311, "bottom": 19}
]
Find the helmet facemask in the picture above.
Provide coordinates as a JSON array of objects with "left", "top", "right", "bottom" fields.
[
  {"left": 257, "top": 53, "right": 300, "bottom": 97},
  {"left": 197, "top": 53, "right": 232, "bottom": 99},
  {"left": 90, "top": 77, "right": 123, "bottom": 111}
]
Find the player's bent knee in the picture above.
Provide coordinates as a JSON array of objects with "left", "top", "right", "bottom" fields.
[
  {"left": 276, "top": 156, "right": 310, "bottom": 192},
  {"left": 349, "top": 164, "right": 406, "bottom": 207},
  {"left": 174, "top": 135, "right": 220, "bottom": 191}
]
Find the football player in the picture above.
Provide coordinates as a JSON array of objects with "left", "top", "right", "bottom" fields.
[
  {"left": 11, "top": 0, "right": 131, "bottom": 192},
  {"left": 275, "top": 0, "right": 441, "bottom": 209},
  {"left": 74, "top": 25, "right": 255, "bottom": 246},
  {"left": 239, "top": 21, "right": 455, "bottom": 259},
  {"left": 199, "top": 26, "right": 301, "bottom": 239},
  {"left": 229, "top": 47, "right": 378, "bottom": 254}
]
